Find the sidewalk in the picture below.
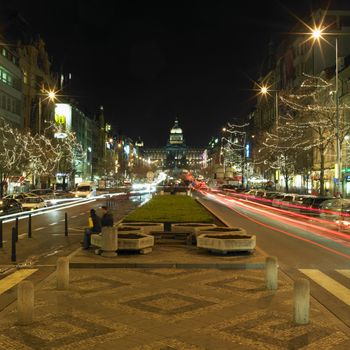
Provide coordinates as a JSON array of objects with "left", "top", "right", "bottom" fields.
[{"left": 0, "top": 247, "right": 349, "bottom": 349}]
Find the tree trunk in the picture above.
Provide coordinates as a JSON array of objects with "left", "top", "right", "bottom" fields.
[
  {"left": 284, "top": 173, "right": 289, "bottom": 193},
  {"left": 320, "top": 146, "right": 325, "bottom": 196}
]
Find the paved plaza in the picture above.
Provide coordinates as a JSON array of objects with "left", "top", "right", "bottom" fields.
[{"left": 0, "top": 253, "right": 349, "bottom": 349}]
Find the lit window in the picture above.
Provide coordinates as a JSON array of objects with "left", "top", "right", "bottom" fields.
[{"left": 1, "top": 48, "right": 6, "bottom": 57}]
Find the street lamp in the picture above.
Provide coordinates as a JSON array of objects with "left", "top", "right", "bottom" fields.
[
  {"left": 259, "top": 85, "right": 279, "bottom": 128},
  {"left": 259, "top": 85, "right": 281, "bottom": 188},
  {"left": 310, "top": 27, "right": 341, "bottom": 194},
  {"left": 38, "top": 89, "right": 57, "bottom": 135}
]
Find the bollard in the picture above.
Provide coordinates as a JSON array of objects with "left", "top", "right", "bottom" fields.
[
  {"left": 17, "top": 281, "right": 34, "bottom": 325},
  {"left": 15, "top": 217, "right": 19, "bottom": 242},
  {"left": 64, "top": 212, "right": 68, "bottom": 236},
  {"left": 294, "top": 278, "right": 310, "bottom": 325},
  {"left": 28, "top": 214, "right": 32, "bottom": 238},
  {"left": 0, "top": 219, "right": 3, "bottom": 248},
  {"left": 57, "top": 257, "right": 69, "bottom": 290},
  {"left": 11, "top": 227, "right": 16, "bottom": 262},
  {"left": 265, "top": 256, "right": 278, "bottom": 290},
  {"left": 101, "top": 226, "right": 118, "bottom": 257}
]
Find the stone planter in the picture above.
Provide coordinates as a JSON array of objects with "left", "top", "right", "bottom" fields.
[
  {"left": 119, "top": 222, "right": 164, "bottom": 234},
  {"left": 118, "top": 232, "right": 154, "bottom": 254},
  {"left": 196, "top": 227, "right": 255, "bottom": 254},
  {"left": 171, "top": 223, "right": 217, "bottom": 244}
]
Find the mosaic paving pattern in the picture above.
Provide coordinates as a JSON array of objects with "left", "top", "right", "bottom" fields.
[
  {"left": 113, "top": 288, "right": 228, "bottom": 322},
  {"left": 0, "top": 310, "right": 135, "bottom": 350},
  {"left": 194, "top": 273, "right": 288, "bottom": 298},
  {"left": 70, "top": 276, "right": 129, "bottom": 294},
  {"left": 124, "top": 292, "right": 213, "bottom": 315},
  {"left": 132, "top": 338, "right": 205, "bottom": 350},
  {"left": 136, "top": 268, "right": 203, "bottom": 279},
  {"left": 200, "top": 310, "right": 349, "bottom": 349}
]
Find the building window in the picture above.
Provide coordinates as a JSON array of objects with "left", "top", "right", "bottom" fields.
[{"left": 1, "top": 48, "right": 6, "bottom": 57}]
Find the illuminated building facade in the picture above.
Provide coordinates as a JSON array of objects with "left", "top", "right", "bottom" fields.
[{"left": 143, "top": 118, "right": 204, "bottom": 171}]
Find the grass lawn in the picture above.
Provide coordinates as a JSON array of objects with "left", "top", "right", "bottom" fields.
[{"left": 124, "top": 195, "right": 214, "bottom": 223}]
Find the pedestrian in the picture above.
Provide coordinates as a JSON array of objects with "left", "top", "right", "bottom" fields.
[
  {"left": 101, "top": 205, "right": 114, "bottom": 227},
  {"left": 83, "top": 208, "right": 102, "bottom": 249}
]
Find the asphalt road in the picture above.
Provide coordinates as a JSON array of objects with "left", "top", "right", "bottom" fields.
[{"left": 196, "top": 191, "right": 350, "bottom": 328}]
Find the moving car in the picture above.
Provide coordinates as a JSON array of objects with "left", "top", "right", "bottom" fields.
[
  {"left": 75, "top": 181, "right": 97, "bottom": 198},
  {"left": 21, "top": 197, "right": 47, "bottom": 211},
  {"left": 0, "top": 198, "right": 23, "bottom": 216}
]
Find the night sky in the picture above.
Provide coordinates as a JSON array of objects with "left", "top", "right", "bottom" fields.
[{"left": 2, "top": 0, "right": 349, "bottom": 147}]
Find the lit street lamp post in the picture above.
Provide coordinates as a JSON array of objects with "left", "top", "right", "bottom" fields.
[
  {"left": 260, "top": 85, "right": 279, "bottom": 128},
  {"left": 260, "top": 85, "right": 280, "bottom": 187},
  {"left": 38, "top": 89, "right": 57, "bottom": 135},
  {"left": 310, "top": 27, "right": 341, "bottom": 195}
]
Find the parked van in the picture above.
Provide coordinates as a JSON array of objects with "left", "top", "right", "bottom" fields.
[{"left": 75, "top": 182, "right": 97, "bottom": 198}]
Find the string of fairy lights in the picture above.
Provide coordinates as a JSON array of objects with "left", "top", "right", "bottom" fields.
[{"left": 0, "top": 118, "right": 83, "bottom": 181}]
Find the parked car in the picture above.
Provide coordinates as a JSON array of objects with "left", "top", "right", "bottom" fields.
[
  {"left": 0, "top": 198, "right": 23, "bottom": 216},
  {"left": 29, "top": 189, "right": 54, "bottom": 200},
  {"left": 299, "top": 196, "right": 334, "bottom": 215},
  {"left": 21, "top": 197, "right": 47, "bottom": 211},
  {"left": 319, "top": 199, "right": 350, "bottom": 217},
  {"left": 263, "top": 192, "right": 284, "bottom": 205},
  {"left": 318, "top": 199, "right": 350, "bottom": 229},
  {"left": 271, "top": 194, "right": 286, "bottom": 208},
  {"left": 245, "top": 189, "right": 259, "bottom": 198},
  {"left": 3, "top": 193, "right": 38, "bottom": 202},
  {"left": 272, "top": 193, "right": 314, "bottom": 210}
]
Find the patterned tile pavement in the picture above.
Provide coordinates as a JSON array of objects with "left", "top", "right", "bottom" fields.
[
  {"left": 0, "top": 268, "right": 348, "bottom": 349},
  {"left": 199, "top": 310, "right": 349, "bottom": 350}
]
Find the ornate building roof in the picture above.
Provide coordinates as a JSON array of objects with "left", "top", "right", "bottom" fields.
[{"left": 169, "top": 118, "right": 184, "bottom": 145}]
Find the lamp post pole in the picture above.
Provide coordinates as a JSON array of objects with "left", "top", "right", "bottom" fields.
[
  {"left": 38, "top": 95, "right": 42, "bottom": 135},
  {"left": 260, "top": 86, "right": 280, "bottom": 188},
  {"left": 335, "top": 37, "right": 341, "bottom": 195},
  {"left": 310, "top": 28, "right": 342, "bottom": 195}
]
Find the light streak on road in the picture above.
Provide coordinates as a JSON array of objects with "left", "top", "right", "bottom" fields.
[
  {"left": 0, "top": 198, "right": 96, "bottom": 224},
  {"left": 201, "top": 191, "right": 350, "bottom": 260},
  {"left": 206, "top": 190, "right": 350, "bottom": 239}
]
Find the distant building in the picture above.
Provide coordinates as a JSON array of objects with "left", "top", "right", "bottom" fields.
[{"left": 144, "top": 118, "right": 204, "bottom": 172}]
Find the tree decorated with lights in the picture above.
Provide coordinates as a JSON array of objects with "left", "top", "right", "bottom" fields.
[
  {"left": 44, "top": 123, "right": 84, "bottom": 186},
  {"left": 0, "top": 118, "right": 83, "bottom": 194},
  {"left": 261, "top": 74, "right": 350, "bottom": 195},
  {"left": 222, "top": 122, "right": 249, "bottom": 185}
]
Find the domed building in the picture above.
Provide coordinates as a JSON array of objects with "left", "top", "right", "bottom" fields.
[
  {"left": 143, "top": 118, "right": 203, "bottom": 171},
  {"left": 165, "top": 118, "right": 187, "bottom": 169}
]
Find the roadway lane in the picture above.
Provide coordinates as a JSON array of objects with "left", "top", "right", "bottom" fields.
[{"left": 196, "top": 191, "right": 350, "bottom": 328}]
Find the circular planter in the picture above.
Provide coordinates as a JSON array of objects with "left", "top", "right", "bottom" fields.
[
  {"left": 119, "top": 222, "right": 164, "bottom": 234},
  {"left": 196, "top": 227, "right": 255, "bottom": 254}
]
